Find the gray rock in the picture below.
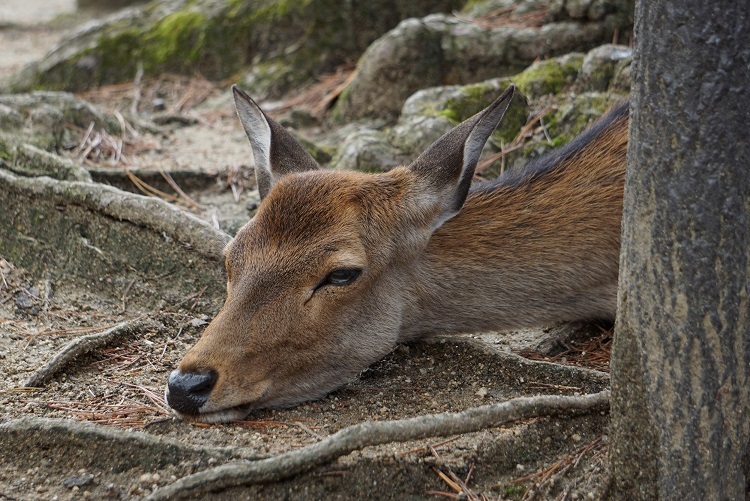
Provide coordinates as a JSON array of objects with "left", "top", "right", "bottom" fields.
[
  {"left": 333, "top": 12, "right": 619, "bottom": 122},
  {"left": 587, "top": 0, "right": 612, "bottom": 20},
  {"left": 609, "top": 55, "right": 632, "bottom": 94},
  {"left": 62, "top": 473, "right": 94, "bottom": 489},
  {"left": 0, "top": 104, "right": 24, "bottom": 130},
  {"left": 551, "top": 91, "right": 623, "bottom": 138},
  {"left": 0, "top": 92, "right": 121, "bottom": 135},
  {"left": 331, "top": 17, "right": 446, "bottom": 123},
  {"left": 547, "top": 0, "right": 634, "bottom": 22},
  {"left": 391, "top": 114, "right": 455, "bottom": 159},
  {"left": 566, "top": 0, "right": 592, "bottom": 18},
  {"left": 14, "top": 291, "right": 35, "bottom": 310},
  {"left": 330, "top": 128, "right": 402, "bottom": 172},
  {"left": 577, "top": 44, "right": 632, "bottom": 92}
]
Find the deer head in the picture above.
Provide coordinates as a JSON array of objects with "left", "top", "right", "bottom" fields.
[{"left": 165, "top": 85, "right": 515, "bottom": 422}]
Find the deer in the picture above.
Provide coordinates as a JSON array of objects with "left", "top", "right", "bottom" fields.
[{"left": 165, "top": 84, "right": 628, "bottom": 423}]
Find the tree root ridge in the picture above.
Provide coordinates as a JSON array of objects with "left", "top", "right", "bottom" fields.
[{"left": 149, "top": 390, "right": 611, "bottom": 499}]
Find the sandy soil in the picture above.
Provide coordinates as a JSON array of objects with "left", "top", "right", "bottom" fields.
[{"left": 0, "top": 5, "right": 613, "bottom": 500}]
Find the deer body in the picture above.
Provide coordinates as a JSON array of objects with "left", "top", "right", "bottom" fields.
[
  {"left": 166, "top": 86, "right": 628, "bottom": 423},
  {"left": 403, "top": 117, "right": 627, "bottom": 337}
]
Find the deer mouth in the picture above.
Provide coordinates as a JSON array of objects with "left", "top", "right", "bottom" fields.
[{"left": 170, "top": 403, "right": 256, "bottom": 424}]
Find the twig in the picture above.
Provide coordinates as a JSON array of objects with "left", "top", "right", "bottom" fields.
[
  {"left": 401, "top": 436, "right": 460, "bottom": 456},
  {"left": 540, "top": 115, "right": 553, "bottom": 144},
  {"left": 131, "top": 63, "right": 144, "bottom": 116},
  {"left": 510, "top": 436, "right": 606, "bottom": 501},
  {"left": 159, "top": 170, "right": 205, "bottom": 209},
  {"left": 147, "top": 391, "right": 610, "bottom": 500},
  {"left": 76, "top": 122, "right": 95, "bottom": 154},
  {"left": 120, "top": 278, "right": 136, "bottom": 314},
  {"left": 24, "top": 321, "right": 149, "bottom": 387}
]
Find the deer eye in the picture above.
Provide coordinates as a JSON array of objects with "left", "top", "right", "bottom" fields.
[{"left": 319, "top": 268, "right": 361, "bottom": 288}]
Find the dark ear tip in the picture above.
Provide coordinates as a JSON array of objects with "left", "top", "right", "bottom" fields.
[
  {"left": 232, "top": 84, "right": 252, "bottom": 104},
  {"left": 500, "top": 84, "right": 515, "bottom": 101}
]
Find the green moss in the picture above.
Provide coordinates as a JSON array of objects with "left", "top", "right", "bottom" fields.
[
  {"left": 513, "top": 57, "right": 582, "bottom": 98},
  {"left": 501, "top": 484, "right": 527, "bottom": 500},
  {"left": 435, "top": 108, "right": 459, "bottom": 122},
  {"left": 551, "top": 93, "right": 619, "bottom": 138},
  {"left": 442, "top": 82, "right": 506, "bottom": 122},
  {"left": 145, "top": 9, "right": 206, "bottom": 65},
  {"left": 0, "top": 132, "right": 17, "bottom": 162},
  {"left": 292, "top": 133, "right": 335, "bottom": 165},
  {"left": 248, "top": 0, "right": 313, "bottom": 22},
  {"left": 21, "top": 0, "right": 463, "bottom": 94},
  {"left": 242, "top": 59, "right": 314, "bottom": 99},
  {"left": 550, "top": 134, "right": 571, "bottom": 148},
  {"left": 435, "top": 79, "right": 527, "bottom": 144}
]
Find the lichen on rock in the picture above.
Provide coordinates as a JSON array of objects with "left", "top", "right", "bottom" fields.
[
  {"left": 513, "top": 53, "right": 584, "bottom": 99},
  {"left": 549, "top": 91, "right": 623, "bottom": 138},
  {"left": 576, "top": 44, "right": 632, "bottom": 92}
]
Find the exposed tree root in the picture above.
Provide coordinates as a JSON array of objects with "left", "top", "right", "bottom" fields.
[
  {"left": 0, "top": 417, "right": 255, "bottom": 469},
  {"left": 148, "top": 390, "right": 610, "bottom": 500},
  {"left": 24, "top": 320, "right": 151, "bottom": 387}
]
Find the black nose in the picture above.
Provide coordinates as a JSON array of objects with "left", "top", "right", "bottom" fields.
[{"left": 166, "top": 369, "right": 218, "bottom": 414}]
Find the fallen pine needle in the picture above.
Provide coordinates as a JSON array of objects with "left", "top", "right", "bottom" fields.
[{"left": 24, "top": 321, "right": 150, "bottom": 387}]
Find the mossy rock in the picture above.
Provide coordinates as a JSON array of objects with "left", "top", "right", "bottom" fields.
[
  {"left": 513, "top": 53, "right": 584, "bottom": 99},
  {"left": 332, "top": 5, "right": 628, "bottom": 123},
  {"left": 388, "top": 79, "right": 527, "bottom": 162},
  {"left": 7, "top": 0, "right": 465, "bottom": 94},
  {"left": 289, "top": 130, "right": 335, "bottom": 166},
  {"left": 441, "top": 82, "right": 528, "bottom": 145},
  {"left": 329, "top": 127, "right": 402, "bottom": 172},
  {"left": 608, "top": 55, "right": 632, "bottom": 94},
  {"left": 548, "top": 91, "right": 622, "bottom": 138},
  {"left": 577, "top": 44, "right": 632, "bottom": 92},
  {"left": 0, "top": 92, "right": 120, "bottom": 154}
]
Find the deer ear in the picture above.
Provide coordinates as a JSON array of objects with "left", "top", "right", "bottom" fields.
[
  {"left": 408, "top": 85, "right": 515, "bottom": 229},
  {"left": 232, "top": 85, "right": 319, "bottom": 200}
]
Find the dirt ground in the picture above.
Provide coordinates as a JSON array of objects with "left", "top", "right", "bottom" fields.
[{"left": 0, "top": 5, "right": 613, "bottom": 500}]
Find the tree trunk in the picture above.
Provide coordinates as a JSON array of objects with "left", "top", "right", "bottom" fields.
[{"left": 609, "top": 1, "right": 750, "bottom": 499}]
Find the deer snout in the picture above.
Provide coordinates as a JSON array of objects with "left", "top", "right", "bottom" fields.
[{"left": 165, "top": 369, "right": 218, "bottom": 414}]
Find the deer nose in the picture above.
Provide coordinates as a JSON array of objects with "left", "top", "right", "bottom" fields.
[{"left": 166, "top": 369, "right": 218, "bottom": 414}]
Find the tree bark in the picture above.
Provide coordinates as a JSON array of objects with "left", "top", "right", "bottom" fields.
[{"left": 609, "top": 1, "right": 750, "bottom": 499}]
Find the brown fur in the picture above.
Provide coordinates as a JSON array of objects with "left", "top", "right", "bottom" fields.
[
  {"left": 169, "top": 87, "right": 627, "bottom": 422},
  {"left": 408, "top": 105, "right": 628, "bottom": 335}
]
